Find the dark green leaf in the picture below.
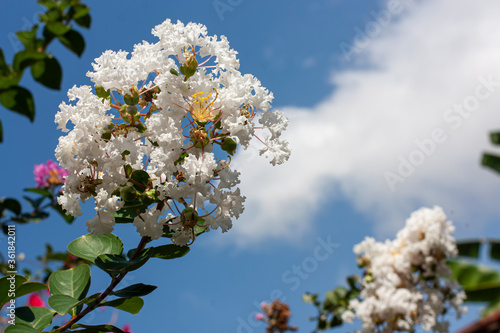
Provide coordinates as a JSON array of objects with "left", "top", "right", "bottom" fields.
[
  {"left": 482, "top": 153, "right": 500, "bottom": 174},
  {"left": 112, "top": 283, "right": 157, "bottom": 298},
  {"left": 74, "top": 14, "right": 91, "bottom": 28},
  {"left": 23, "top": 196, "right": 45, "bottom": 209},
  {"left": 0, "top": 49, "right": 9, "bottom": 76},
  {"left": 68, "top": 4, "right": 90, "bottom": 18},
  {"left": 48, "top": 294, "right": 79, "bottom": 315},
  {"left": 100, "top": 296, "right": 144, "bottom": 315},
  {"left": 19, "top": 211, "right": 49, "bottom": 223},
  {"left": 457, "top": 241, "right": 481, "bottom": 259},
  {"left": 13, "top": 51, "right": 47, "bottom": 72},
  {"left": 111, "top": 203, "right": 148, "bottom": 223},
  {"left": 130, "top": 170, "right": 150, "bottom": 192},
  {"left": 45, "top": 22, "right": 71, "bottom": 36},
  {"left": 95, "top": 254, "right": 129, "bottom": 274},
  {"left": 71, "top": 324, "right": 126, "bottom": 333},
  {"left": 67, "top": 234, "right": 123, "bottom": 263},
  {"left": 48, "top": 264, "right": 90, "bottom": 316},
  {"left": 151, "top": 244, "right": 190, "bottom": 260},
  {"left": 0, "top": 86, "right": 35, "bottom": 121},
  {"left": 15, "top": 306, "right": 55, "bottom": 330},
  {"left": 0, "top": 72, "right": 22, "bottom": 90},
  {"left": 58, "top": 30, "right": 85, "bottom": 57},
  {"left": 448, "top": 260, "right": 500, "bottom": 289},
  {"left": 31, "top": 56, "right": 62, "bottom": 90},
  {"left": 0, "top": 119, "right": 3, "bottom": 142},
  {"left": 24, "top": 187, "right": 51, "bottom": 197},
  {"left": 0, "top": 275, "right": 27, "bottom": 308},
  {"left": 490, "top": 132, "right": 500, "bottom": 145},
  {"left": 490, "top": 240, "right": 500, "bottom": 262},
  {"left": 2, "top": 198, "right": 22, "bottom": 215},
  {"left": 127, "top": 247, "right": 153, "bottom": 271}
]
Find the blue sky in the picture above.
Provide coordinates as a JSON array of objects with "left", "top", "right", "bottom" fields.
[{"left": 2, "top": 0, "right": 500, "bottom": 332}]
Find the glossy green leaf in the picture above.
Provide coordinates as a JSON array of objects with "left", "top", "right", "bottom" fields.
[
  {"left": 2, "top": 198, "right": 22, "bottom": 215},
  {"left": 457, "top": 241, "right": 481, "bottom": 259},
  {"left": 150, "top": 244, "right": 190, "bottom": 260},
  {"left": 13, "top": 50, "right": 47, "bottom": 72},
  {"left": 71, "top": 324, "right": 126, "bottom": 333},
  {"left": 130, "top": 170, "right": 150, "bottom": 192},
  {"left": 0, "top": 86, "right": 35, "bottom": 121},
  {"left": 58, "top": 30, "right": 85, "bottom": 57},
  {"left": 48, "top": 294, "right": 79, "bottom": 315},
  {"left": 48, "top": 264, "right": 90, "bottom": 316},
  {"left": 68, "top": 234, "right": 123, "bottom": 263},
  {"left": 112, "top": 283, "right": 157, "bottom": 298},
  {"left": 4, "top": 324, "right": 40, "bottom": 333},
  {"left": 100, "top": 296, "right": 144, "bottom": 315},
  {"left": 95, "top": 254, "right": 129, "bottom": 274},
  {"left": 45, "top": 22, "right": 71, "bottom": 36},
  {"left": 490, "top": 240, "right": 500, "bottom": 262},
  {"left": 24, "top": 187, "right": 51, "bottom": 197},
  {"left": 15, "top": 306, "right": 55, "bottom": 330},
  {"left": 0, "top": 275, "right": 27, "bottom": 308},
  {"left": 31, "top": 57, "right": 62, "bottom": 90},
  {"left": 482, "top": 153, "right": 500, "bottom": 174},
  {"left": 16, "top": 282, "right": 48, "bottom": 299}
]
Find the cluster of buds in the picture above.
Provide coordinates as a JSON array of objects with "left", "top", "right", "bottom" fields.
[
  {"left": 255, "top": 300, "right": 298, "bottom": 333},
  {"left": 54, "top": 19, "right": 290, "bottom": 245},
  {"left": 342, "top": 207, "right": 467, "bottom": 333}
]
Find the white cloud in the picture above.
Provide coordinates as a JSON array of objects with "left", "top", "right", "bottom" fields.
[{"left": 225, "top": 0, "right": 500, "bottom": 247}]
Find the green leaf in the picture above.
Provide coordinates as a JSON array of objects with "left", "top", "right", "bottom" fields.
[
  {"left": 490, "top": 132, "right": 500, "bottom": 145},
  {"left": 48, "top": 294, "right": 79, "bottom": 315},
  {"left": 95, "top": 254, "right": 129, "bottom": 274},
  {"left": 111, "top": 202, "right": 148, "bottom": 224},
  {"left": 68, "top": 4, "right": 90, "bottom": 19},
  {"left": 2, "top": 198, "right": 22, "bottom": 215},
  {"left": 68, "top": 234, "right": 123, "bottom": 263},
  {"left": 23, "top": 196, "right": 45, "bottom": 209},
  {"left": 100, "top": 296, "right": 144, "bottom": 315},
  {"left": 302, "top": 293, "right": 318, "bottom": 304},
  {"left": 16, "top": 26, "right": 39, "bottom": 51},
  {"left": 71, "top": 324, "right": 126, "bottom": 333},
  {"left": 0, "top": 119, "right": 3, "bottom": 142},
  {"left": 18, "top": 211, "right": 50, "bottom": 223},
  {"left": 48, "top": 264, "right": 90, "bottom": 316},
  {"left": 130, "top": 170, "right": 150, "bottom": 192},
  {"left": 37, "top": 0, "right": 58, "bottom": 10},
  {"left": 482, "top": 153, "right": 500, "bottom": 174},
  {"left": 448, "top": 260, "right": 500, "bottom": 303},
  {"left": 151, "top": 244, "right": 190, "bottom": 260},
  {"left": 112, "top": 283, "right": 157, "bottom": 298},
  {"left": 31, "top": 56, "right": 62, "bottom": 90},
  {"left": 0, "top": 49, "right": 9, "bottom": 76},
  {"left": 95, "top": 85, "right": 110, "bottom": 99},
  {"left": 457, "top": 241, "right": 481, "bottom": 259},
  {"left": 4, "top": 324, "right": 40, "bottom": 333},
  {"left": 490, "top": 240, "right": 500, "bottom": 262},
  {"left": 13, "top": 50, "right": 47, "bottom": 72},
  {"left": 16, "top": 282, "right": 48, "bottom": 299},
  {"left": 0, "top": 275, "right": 27, "bottom": 308},
  {"left": 24, "top": 187, "right": 51, "bottom": 197},
  {"left": 0, "top": 86, "right": 35, "bottom": 122},
  {"left": 45, "top": 22, "right": 71, "bottom": 36},
  {"left": 58, "top": 30, "right": 85, "bottom": 57},
  {"left": 74, "top": 14, "right": 91, "bottom": 28},
  {"left": 15, "top": 306, "right": 55, "bottom": 330}
]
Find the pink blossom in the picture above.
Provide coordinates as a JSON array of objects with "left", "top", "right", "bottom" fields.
[
  {"left": 34, "top": 160, "right": 69, "bottom": 188},
  {"left": 27, "top": 293, "right": 45, "bottom": 307},
  {"left": 254, "top": 313, "right": 265, "bottom": 321}
]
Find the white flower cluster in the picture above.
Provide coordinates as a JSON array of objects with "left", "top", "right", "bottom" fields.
[
  {"left": 54, "top": 19, "right": 290, "bottom": 245},
  {"left": 342, "top": 206, "right": 466, "bottom": 333}
]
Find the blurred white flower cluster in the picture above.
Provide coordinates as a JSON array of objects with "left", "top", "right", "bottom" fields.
[
  {"left": 342, "top": 206, "right": 466, "bottom": 333},
  {"left": 54, "top": 19, "right": 290, "bottom": 245}
]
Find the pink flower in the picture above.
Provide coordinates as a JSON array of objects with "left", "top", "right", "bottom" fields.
[
  {"left": 34, "top": 160, "right": 69, "bottom": 188},
  {"left": 122, "top": 324, "right": 132, "bottom": 332},
  {"left": 254, "top": 313, "right": 265, "bottom": 321},
  {"left": 27, "top": 293, "right": 45, "bottom": 307}
]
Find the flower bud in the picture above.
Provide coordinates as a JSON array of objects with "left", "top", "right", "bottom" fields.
[
  {"left": 180, "top": 207, "right": 199, "bottom": 228},
  {"left": 221, "top": 137, "right": 237, "bottom": 156},
  {"left": 120, "top": 186, "right": 138, "bottom": 202}
]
